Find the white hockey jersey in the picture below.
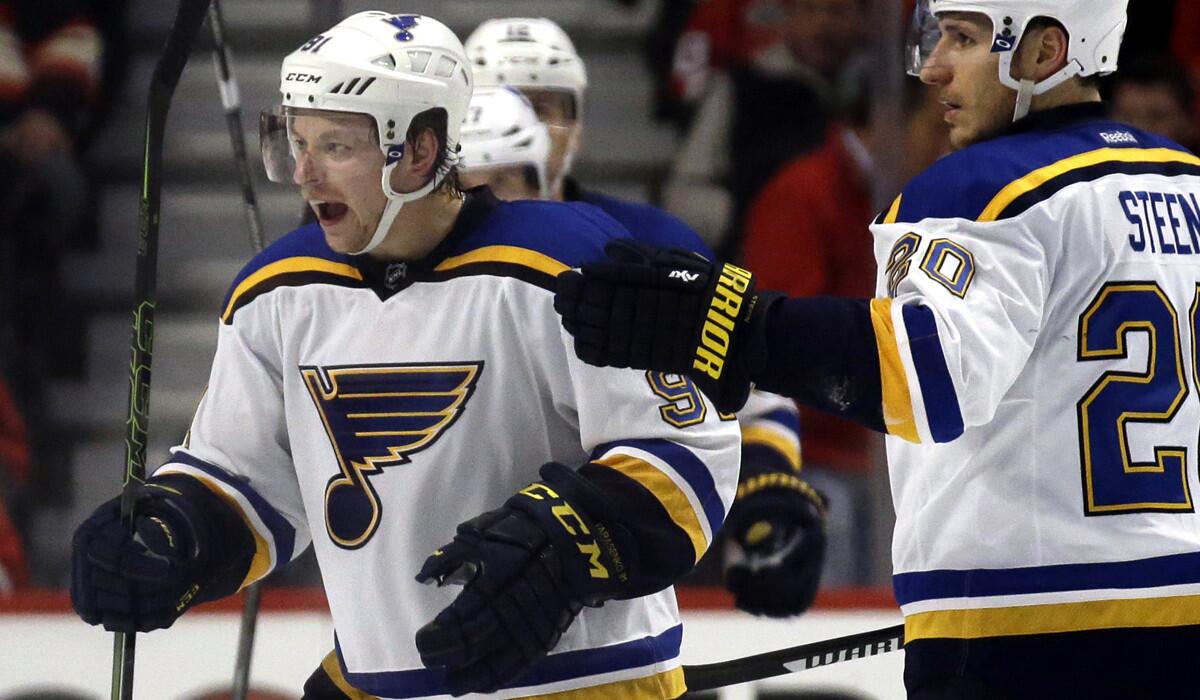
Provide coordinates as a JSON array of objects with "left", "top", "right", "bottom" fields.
[
  {"left": 868, "top": 104, "right": 1200, "bottom": 642},
  {"left": 156, "top": 190, "right": 741, "bottom": 699}
]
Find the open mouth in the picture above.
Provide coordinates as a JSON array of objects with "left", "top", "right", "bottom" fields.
[{"left": 312, "top": 200, "right": 350, "bottom": 225}]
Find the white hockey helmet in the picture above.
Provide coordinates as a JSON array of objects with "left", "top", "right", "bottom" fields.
[
  {"left": 907, "top": 0, "right": 1128, "bottom": 119},
  {"left": 463, "top": 18, "right": 588, "bottom": 119},
  {"left": 263, "top": 12, "right": 473, "bottom": 254},
  {"left": 458, "top": 87, "right": 553, "bottom": 198}
]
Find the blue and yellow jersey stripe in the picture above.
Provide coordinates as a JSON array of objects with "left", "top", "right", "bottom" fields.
[
  {"left": 428, "top": 244, "right": 570, "bottom": 292},
  {"left": 220, "top": 223, "right": 363, "bottom": 324},
  {"left": 740, "top": 406, "right": 802, "bottom": 473},
  {"left": 895, "top": 550, "right": 1200, "bottom": 641},
  {"left": 156, "top": 451, "right": 297, "bottom": 589},
  {"left": 869, "top": 299, "right": 963, "bottom": 444},
  {"left": 221, "top": 255, "right": 363, "bottom": 323},
  {"left": 877, "top": 123, "right": 1200, "bottom": 226},
  {"left": 590, "top": 439, "right": 726, "bottom": 564},
  {"left": 334, "top": 625, "right": 685, "bottom": 699}
]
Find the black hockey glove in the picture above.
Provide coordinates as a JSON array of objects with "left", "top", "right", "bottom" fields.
[
  {"left": 723, "top": 467, "right": 827, "bottom": 618},
  {"left": 71, "top": 478, "right": 251, "bottom": 633},
  {"left": 415, "top": 462, "right": 631, "bottom": 697},
  {"left": 555, "top": 238, "right": 782, "bottom": 413}
]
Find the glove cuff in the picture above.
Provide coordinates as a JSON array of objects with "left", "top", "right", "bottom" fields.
[
  {"left": 504, "top": 463, "right": 632, "bottom": 606},
  {"left": 743, "top": 290, "right": 785, "bottom": 379}
]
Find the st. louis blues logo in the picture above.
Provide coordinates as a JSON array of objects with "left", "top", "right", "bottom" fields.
[
  {"left": 302, "top": 362, "right": 484, "bottom": 549},
  {"left": 383, "top": 14, "right": 419, "bottom": 42}
]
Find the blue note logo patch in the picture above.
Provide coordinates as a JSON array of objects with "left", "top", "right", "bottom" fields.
[{"left": 302, "top": 362, "right": 484, "bottom": 549}]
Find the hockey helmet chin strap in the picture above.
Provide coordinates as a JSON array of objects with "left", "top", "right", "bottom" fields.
[
  {"left": 998, "top": 49, "right": 1082, "bottom": 121},
  {"left": 352, "top": 146, "right": 443, "bottom": 256}
]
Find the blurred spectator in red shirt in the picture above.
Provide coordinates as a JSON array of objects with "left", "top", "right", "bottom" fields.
[{"left": 1107, "top": 53, "right": 1197, "bottom": 152}]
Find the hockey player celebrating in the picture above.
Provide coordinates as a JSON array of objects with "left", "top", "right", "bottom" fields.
[
  {"left": 556, "top": 0, "right": 1200, "bottom": 697},
  {"left": 459, "top": 35, "right": 828, "bottom": 619},
  {"left": 69, "top": 12, "right": 741, "bottom": 700}
]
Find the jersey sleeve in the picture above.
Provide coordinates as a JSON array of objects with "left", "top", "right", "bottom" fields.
[
  {"left": 153, "top": 300, "right": 309, "bottom": 590},
  {"left": 546, "top": 316, "right": 741, "bottom": 583},
  {"left": 869, "top": 216, "right": 1053, "bottom": 443},
  {"left": 737, "top": 390, "right": 801, "bottom": 474}
]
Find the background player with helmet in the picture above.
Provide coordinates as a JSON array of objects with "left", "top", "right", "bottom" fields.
[
  {"left": 556, "top": 0, "right": 1200, "bottom": 697},
  {"left": 459, "top": 23, "right": 828, "bottom": 619},
  {"left": 69, "top": 11, "right": 741, "bottom": 699}
]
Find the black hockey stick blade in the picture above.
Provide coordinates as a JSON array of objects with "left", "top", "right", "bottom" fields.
[
  {"left": 681, "top": 623, "right": 905, "bottom": 692},
  {"left": 113, "top": 2, "right": 212, "bottom": 700}
]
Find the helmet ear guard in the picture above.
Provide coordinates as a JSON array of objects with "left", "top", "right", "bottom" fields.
[
  {"left": 267, "top": 12, "right": 474, "bottom": 254},
  {"left": 907, "top": 0, "right": 1128, "bottom": 120}
]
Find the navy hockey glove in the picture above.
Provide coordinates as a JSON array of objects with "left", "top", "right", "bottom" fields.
[
  {"left": 415, "top": 463, "right": 631, "bottom": 697},
  {"left": 71, "top": 478, "right": 251, "bottom": 633},
  {"left": 723, "top": 468, "right": 827, "bottom": 618},
  {"left": 555, "top": 238, "right": 782, "bottom": 413}
]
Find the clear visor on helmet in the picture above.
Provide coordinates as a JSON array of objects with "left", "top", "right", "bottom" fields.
[
  {"left": 905, "top": 0, "right": 942, "bottom": 77},
  {"left": 259, "top": 106, "right": 382, "bottom": 184}
]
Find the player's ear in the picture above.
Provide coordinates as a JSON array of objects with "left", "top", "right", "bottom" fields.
[
  {"left": 407, "top": 126, "right": 440, "bottom": 181},
  {"left": 1016, "top": 22, "right": 1069, "bottom": 82}
]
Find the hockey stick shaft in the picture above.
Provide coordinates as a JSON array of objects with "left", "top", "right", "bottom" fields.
[
  {"left": 209, "top": 0, "right": 265, "bottom": 252},
  {"left": 681, "top": 623, "right": 904, "bottom": 692},
  {"left": 206, "top": 3, "right": 266, "bottom": 698},
  {"left": 113, "top": 1, "right": 212, "bottom": 699}
]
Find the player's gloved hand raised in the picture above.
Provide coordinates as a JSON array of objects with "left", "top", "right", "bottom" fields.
[
  {"left": 415, "top": 463, "right": 630, "bottom": 697},
  {"left": 554, "top": 238, "right": 782, "bottom": 413},
  {"left": 71, "top": 482, "right": 212, "bottom": 633},
  {"left": 723, "top": 469, "right": 827, "bottom": 617}
]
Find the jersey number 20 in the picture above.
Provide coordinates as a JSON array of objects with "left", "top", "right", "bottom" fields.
[{"left": 1077, "top": 282, "right": 1199, "bottom": 515}]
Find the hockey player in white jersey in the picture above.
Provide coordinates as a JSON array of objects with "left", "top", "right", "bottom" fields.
[
  {"left": 68, "top": 12, "right": 741, "bottom": 700},
  {"left": 555, "top": 0, "right": 1200, "bottom": 697},
  {"left": 458, "top": 72, "right": 827, "bottom": 618}
]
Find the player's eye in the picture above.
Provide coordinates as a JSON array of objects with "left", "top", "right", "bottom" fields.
[{"left": 950, "top": 30, "right": 974, "bottom": 48}]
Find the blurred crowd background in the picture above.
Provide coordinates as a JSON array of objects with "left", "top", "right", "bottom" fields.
[{"left": 0, "top": 0, "right": 1196, "bottom": 601}]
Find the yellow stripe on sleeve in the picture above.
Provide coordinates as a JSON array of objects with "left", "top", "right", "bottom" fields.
[
  {"left": 883, "top": 194, "right": 903, "bottom": 224},
  {"left": 521, "top": 667, "right": 686, "bottom": 699},
  {"left": 905, "top": 594, "right": 1200, "bottom": 641},
  {"left": 594, "top": 455, "right": 708, "bottom": 564},
  {"left": 979, "top": 147, "right": 1200, "bottom": 222},
  {"left": 741, "top": 424, "right": 801, "bottom": 472},
  {"left": 870, "top": 298, "right": 919, "bottom": 443},
  {"left": 434, "top": 245, "right": 570, "bottom": 277},
  {"left": 221, "top": 256, "right": 364, "bottom": 322},
  {"left": 186, "top": 472, "right": 273, "bottom": 589}
]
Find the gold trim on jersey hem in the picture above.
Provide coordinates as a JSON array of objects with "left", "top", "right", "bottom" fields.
[
  {"left": 593, "top": 455, "right": 707, "bottom": 564},
  {"left": 516, "top": 666, "right": 686, "bottom": 699},
  {"left": 979, "top": 147, "right": 1200, "bottom": 222},
  {"left": 221, "top": 256, "right": 364, "bottom": 322},
  {"left": 178, "top": 471, "right": 272, "bottom": 589},
  {"left": 434, "top": 245, "right": 570, "bottom": 277},
  {"left": 870, "top": 298, "right": 919, "bottom": 443},
  {"left": 741, "top": 424, "right": 801, "bottom": 472},
  {"left": 321, "top": 650, "right": 379, "bottom": 699},
  {"left": 904, "top": 594, "right": 1200, "bottom": 640}
]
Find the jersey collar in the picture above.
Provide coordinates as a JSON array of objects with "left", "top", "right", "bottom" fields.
[
  {"left": 999, "top": 101, "right": 1110, "bottom": 138},
  {"left": 351, "top": 187, "right": 503, "bottom": 299}
]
